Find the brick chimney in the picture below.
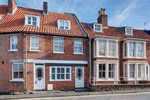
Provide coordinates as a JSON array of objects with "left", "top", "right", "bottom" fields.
[
  {"left": 43, "top": 2, "right": 48, "bottom": 15},
  {"left": 97, "top": 8, "right": 107, "bottom": 27},
  {"left": 8, "top": 0, "right": 17, "bottom": 15}
]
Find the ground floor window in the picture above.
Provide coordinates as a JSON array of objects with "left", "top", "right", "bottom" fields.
[
  {"left": 99, "top": 64, "right": 105, "bottom": 79},
  {"left": 50, "top": 67, "right": 71, "bottom": 81},
  {"left": 12, "top": 63, "right": 23, "bottom": 80},
  {"left": 138, "top": 64, "right": 143, "bottom": 78},
  {"left": 109, "top": 64, "right": 115, "bottom": 78},
  {"left": 130, "top": 64, "right": 135, "bottom": 78}
]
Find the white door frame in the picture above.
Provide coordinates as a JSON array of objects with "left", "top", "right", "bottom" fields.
[
  {"left": 34, "top": 63, "right": 45, "bottom": 90},
  {"left": 75, "top": 67, "right": 84, "bottom": 88}
]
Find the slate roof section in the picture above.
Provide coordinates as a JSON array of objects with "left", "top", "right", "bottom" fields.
[{"left": 0, "top": 5, "right": 85, "bottom": 37}]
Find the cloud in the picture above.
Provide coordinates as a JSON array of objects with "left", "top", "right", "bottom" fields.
[{"left": 109, "top": 0, "right": 138, "bottom": 26}]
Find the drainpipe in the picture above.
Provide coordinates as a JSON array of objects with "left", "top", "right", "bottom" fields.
[
  {"left": 86, "top": 35, "right": 91, "bottom": 84},
  {"left": 23, "top": 33, "right": 27, "bottom": 92}
]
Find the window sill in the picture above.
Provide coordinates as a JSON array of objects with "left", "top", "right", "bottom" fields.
[
  {"left": 53, "top": 52, "right": 65, "bottom": 54},
  {"left": 123, "top": 57, "right": 146, "bottom": 59},
  {"left": 73, "top": 53, "right": 84, "bottom": 55},
  {"left": 29, "top": 50, "right": 40, "bottom": 52},
  {"left": 94, "top": 56, "right": 119, "bottom": 58},
  {"left": 8, "top": 50, "right": 18, "bottom": 52},
  {"left": 10, "top": 79, "right": 24, "bottom": 82},
  {"left": 49, "top": 80, "right": 72, "bottom": 82}
]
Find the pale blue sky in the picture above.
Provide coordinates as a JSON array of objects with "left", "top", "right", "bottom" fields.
[{"left": 0, "top": 0, "right": 150, "bottom": 30}]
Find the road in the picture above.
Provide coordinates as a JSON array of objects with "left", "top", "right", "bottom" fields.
[{"left": 21, "top": 92, "right": 150, "bottom": 100}]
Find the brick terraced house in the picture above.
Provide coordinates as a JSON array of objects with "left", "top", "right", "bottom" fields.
[{"left": 0, "top": 0, "right": 150, "bottom": 92}]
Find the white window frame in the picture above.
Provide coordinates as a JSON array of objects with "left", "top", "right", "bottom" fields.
[
  {"left": 129, "top": 42, "right": 135, "bottom": 57},
  {"left": 10, "top": 36, "right": 18, "bottom": 51},
  {"left": 50, "top": 67, "right": 72, "bottom": 81},
  {"left": 99, "top": 40, "right": 106, "bottom": 56},
  {"left": 108, "top": 64, "right": 115, "bottom": 79},
  {"left": 57, "top": 19, "right": 71, "bottom": 30},
  {"left": 11, "top": 63, "right": 24, "bottom": 81},
  {"left": 109, "top": 41, "right": 116, "bottom": 57},
  {"left": 73, "top": 39, "right": 83, "bottom": 54},
  {"left": 25, "top": 14, "right": 40, "bottom": 27},
  {"left": 129, "top": 64, "right": 135, "bottom": 79},
  {"left": 30, "top": 36, "right": 40, "bottom": 51},
  {"left": 53, "top": 37, "right": 64, "bottom": 54},
  {"left": 123, "top": 40, "right": 146, "bottom": 59},
  {"left": 125, "top": 27, "right": 133, "bottom": 35},
  {"left": 137, "top": 43, "right": 143, "bottom": 58},
  {"left": 93, "top": 23, "right": 102, "bottom": 32}
]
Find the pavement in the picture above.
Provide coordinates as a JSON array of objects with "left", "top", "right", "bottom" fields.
[{"left": 0, "top": 88, "right": 150, "bottom": 100}]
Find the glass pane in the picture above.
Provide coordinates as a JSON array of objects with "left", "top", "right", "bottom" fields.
[
  {"left": 13, "top": 64, "right": 18, "bottom": 72},
  {"left": 61, "top": 74, "right": 64, "bottom": 79},
  {"left": 14, "top": 72, "right": 18, "bottom": 78},
  {"left": 65, "top": 22, "right": 69, "bottom": 29},
  {"left": 52, "top": 74, "right": 55, "bottom": 79},
  {"left": 33, "top": 17, "right": 37, "bottom": 21},
  {"left": 19, "top": 64, "right": 23, "bottom": 72},
  {"left": 66, "top": 74, "right": 70, "bottom": 79},
  {"left": 19, "top": 72, "right": 23, "bottom": 78},
  {"left": 28, "top": 21, "right": 31, "bottom": 24},
  {"left": 57, "top": 74, "right": 60, "bottom": 79},
  {"left": 61, "top": 68, "right": 64, "bottom": 73},
  {"left": 52, "top": 68, "right": 55, "bottom": 73},
  {"left": 12, "top": 45, "right": 18, "bottom": 49},
  {"left": 28, "top": 17, "right": 31, "bottom": 20},
  {"left": 57, "top": 68, "right": 60, "bottom": 73},
  {"left": 33, "top": 22, "right": 36, "bottom": 26},
  {"left": 37, "top": 68, "right": 42, "bottom": 77},
  {"left": 99, "top": 64, "right": 102, "bottom": 70},
  {"left": 66, "top": 68, "right": 70, "bottom": 73},
  {"left": 146, "top": 66, "right": 148, "bottom": 75}
]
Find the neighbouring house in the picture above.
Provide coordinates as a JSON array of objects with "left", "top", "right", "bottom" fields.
[
  {"left": 0, "top": 0, "right": 88, "bottom": 92},
  {"left": 0, "top": 0, "right": 150, "bottom": 92},
  {"left": 81, "top": 8, "right": 150, "bottom": 90}
]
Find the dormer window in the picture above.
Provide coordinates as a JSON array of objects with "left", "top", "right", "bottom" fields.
[
  {"left": 93, "top": 23, "right": 102, "bottom": 32},
  {"left": 57, "top": 19, "right": 71, "bottom": 30},
  {"left": 25, "top": 14, "right": 40, "bottom": 27},
  {"left": 125, "top": 27, "right": 132, "bottom": 35}
]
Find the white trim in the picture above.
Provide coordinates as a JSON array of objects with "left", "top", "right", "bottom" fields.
[
  {"left": 25, "top": 14, "right": 40, "bottom": 27},
  {"left": 27, "top": 59, "right": 88, "bottom": 64},
  {"left": 29, "top": 50, "right": 40, "bottom": 52},
  {"left": 30, "top": 36, "right": 40, "bottom": 51},
  {"left": 8, "top": 50, "right": 18, "bottom": 52},
  {"left": 10, "top": 79, "right": 24, "bottom": 82},
  {"left": 73, "top": 53, "right": 84, "bottom": 55},
  {"left": 57, "top": 19, "right": 71, "bottom": 30},
  {"left": 10, "top": 59, "right": 24, "bottom": 63},
  {"left": 50, "top": 66, "right": 72, "bottom": 81}
]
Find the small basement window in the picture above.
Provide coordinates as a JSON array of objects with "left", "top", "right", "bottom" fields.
[
  {"left": 57, "top": 19, "right": 71, "bottom": 30},
  {"left": 125, "top": 27, "right": 132, "bottom": 35},
  {"left": 25, "top": 14, "right": 40, "bottom": 27},
  {"left": 93, "top": 23, "right": 102, "bottom": 32}
]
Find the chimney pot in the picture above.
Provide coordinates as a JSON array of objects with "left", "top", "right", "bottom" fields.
[{"left": 43, "top": 2, "right": 48, "bottom": 15}]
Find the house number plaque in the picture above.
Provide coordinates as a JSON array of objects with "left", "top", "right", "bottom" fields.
[{"left": 27, "top": 71, "right": 32, "bottom": 75}]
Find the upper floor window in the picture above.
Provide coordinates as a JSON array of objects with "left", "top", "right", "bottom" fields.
[
  {"left": 57, "top": 19, "right": 71, "bottom": 30},
  {"left": 54, "top": 38, "right": 64, "bottom": 53},
  {"left": 25, "top": 14, "right": 40, "bottom": 27},
  {"left": 99, "top": 41, "right": 106, "bottom": 56},
  {"left": 12, "top": 63, "right": 23, "bottom": 80},
  {"left": 10, "top": 36, "right": 18, "bottom": 51},
  {"left": 30, "top": 36, "right": 39, "bottom": 51},
  {"left": 109, "top": 41, "right": 115, "bottom": 56},
  {"left": 125, "top": 27, "right": 132, "bottom": 35},
  {"left": 129, "top": 42, "right": 135, "bottom": 57},
  {"left": 93, "top": 23, "right": 102, "bottom": 32},
  {"left": 137, "top": 43, "right": 143, "bottom": 57},
  {"left": 74, "top": 39, "right": 83, "bottom": 54}
]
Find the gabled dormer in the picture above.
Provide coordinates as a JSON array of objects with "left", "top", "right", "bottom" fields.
[
  {"left": 92, "top": 23, "right": 102, "bottom": 32},
  {"left": 25, "top": 14, "right": 40, "bottom": 27},
  {"left": 118, "top": 27, "right": 133, "bottom": 36}
]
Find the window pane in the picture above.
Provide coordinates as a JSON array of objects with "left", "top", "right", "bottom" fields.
[
  {"left": 61, "top": 74, "right": 64, "bottom": 79},
  {"left": 57, "top": 74, "right": 60, "bottom": 79},
  {"left": 12, "top": 44, "right": 18, "bottom": 49},
  {"left": 52, "top": 74, "right": 55, "bottom": 79},
  {"left": 28, "top": 17, "right": 31, "bottom": 20},
  {"left": 54, "top": 38, "right": 64, "bottom": 52},
  {"left": 57, "top": 68, "right": 60, "bottom": 73},
  {"left": 52, "top": 68, "right": 55, "bottom": 73},
  {"left": 13, "top": 64, "right": 18, "bottom": 78},
  {"left": 66, "top": 74, "right": 70, "bottom": 79},
  {"left": 33, "top": 22, "right": 37, "bottom": 26},
  {"left": 99, "top": 41, "right": 106, "bottom": 56},
  {"left": 61, "top": 68, "right": 64, "bottom": 73},
  {"left": 65, "top": 22, "right": 69, "bottom": 29},
  {"left": 66, "top": 68, "right": 70, "bottom": 73},
  {"left": 146, "top": 66, "right": 149, "bottom": 75},
  {"left": 33, "top": 17, "right": 37, "bottom": 22}
]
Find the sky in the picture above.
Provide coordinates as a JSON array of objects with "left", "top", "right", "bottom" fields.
[{"left": 0, "top": 0, "right": 150, "bottom": 30}]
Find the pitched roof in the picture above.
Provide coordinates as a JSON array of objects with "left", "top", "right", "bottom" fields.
[
  {"left": 81, "top": 23, "right": 150, "bottom": 40},
  {"left": 0, "top": 5, "right": 85, "bottom": 37}
]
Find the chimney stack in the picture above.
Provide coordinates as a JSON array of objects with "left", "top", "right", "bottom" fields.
[
  {"left": 43, "top": 2, "right": 48, "bottom": 15},
  {"left": 8, "top": 0, "right": 17, "bottom": 15},
  {"left": 97, "top": 8, "right": 107, "bottom": 27}
]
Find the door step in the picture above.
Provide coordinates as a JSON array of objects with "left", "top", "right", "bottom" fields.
[{"left": 75, "top": 88, "right": 90, "bottom": 92}]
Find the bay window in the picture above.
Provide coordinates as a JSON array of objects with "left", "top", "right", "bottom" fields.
[
  {"left": 50, "top": 67, "right": 71, "bottom": 81},
  {"left": 99, "top": 41, "right": 106, "bottom": 56}
]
